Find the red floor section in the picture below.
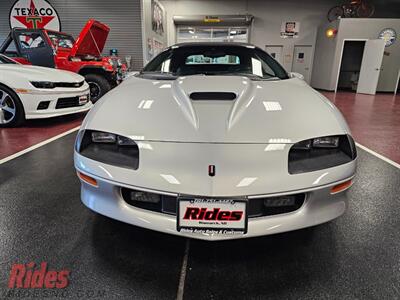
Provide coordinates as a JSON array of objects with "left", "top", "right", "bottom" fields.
[
  {"left": 0, "top": 92, "right": 399, "bottom": 163},
  {"left": 0, "top": 113, "right": 84, "bottom": 160},
  {"left": 323, "top": 91, "right": 400, "bottom": 164}
]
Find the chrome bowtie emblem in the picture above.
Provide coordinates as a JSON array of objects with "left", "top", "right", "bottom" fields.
[{"left": 208, "top": 165, "right": 215, "bottom": 177}]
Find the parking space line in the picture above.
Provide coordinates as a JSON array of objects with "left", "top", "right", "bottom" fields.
[
  {"left": 177, "top": 239, "right": 190, "bottom": 300},
  {"left": 356, "top": 142, "right": 400, "bottom": 169},
  {"left": 0, "top": 126, "right": 80, "bottom": 165}
]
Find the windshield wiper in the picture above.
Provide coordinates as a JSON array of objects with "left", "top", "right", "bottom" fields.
[
  {"left": 138, "top": 71, "right": 178, "bottom": 80},
  {"left": 219, "top": 72, "right": 281, "bottom": 81},
  {"left": 262, "top": 77, "right": 282, "bottom": 81}
]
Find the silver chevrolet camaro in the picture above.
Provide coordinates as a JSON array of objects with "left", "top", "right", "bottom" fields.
[{"left": 74, "top": 43, "right": 357, "bottom": 241}]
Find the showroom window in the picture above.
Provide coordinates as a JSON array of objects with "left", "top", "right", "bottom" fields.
[{"left": 177, "top": 27, "right": 249, "bottom": 43}]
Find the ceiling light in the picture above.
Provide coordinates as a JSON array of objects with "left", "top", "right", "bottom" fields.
[{"left": 326, "top": 28, "right": 337, "bottom": 38}]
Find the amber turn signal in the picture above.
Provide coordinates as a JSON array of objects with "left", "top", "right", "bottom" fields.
[
  {"left": 77, "top": 171, "right": 98, "bottom": 187},
  {"left": 330, "top": 179, "right": 352, "bottom": 194}
]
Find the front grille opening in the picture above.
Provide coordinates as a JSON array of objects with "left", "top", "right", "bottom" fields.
[
  {"left": 37, "top": 101, "right": 50, "bottom": 110},
  {"left": 190, "top": 92, "right": 237, "bottom": 101},
  {"left": 121, "top": 188, "right": 176, "bottom": 215},
  {"left": 247, "top": 194, "right": 305, "bottom": 217},
  {"left": 56, "top": 97, "right": 79, "bottom": 109},
  {"left": 121, "top": 188, "right": 305, "bottom": 218}
]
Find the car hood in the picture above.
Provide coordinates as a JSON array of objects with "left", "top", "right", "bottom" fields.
[
  {"left": 83, "top": 75, "right": 350, "bottom": 144},
  {"left": 0, "top": 64, "right": 84, "bottom": 82},
  {"left": 70, "top": 19, "right": 110, "bottom": 57}
]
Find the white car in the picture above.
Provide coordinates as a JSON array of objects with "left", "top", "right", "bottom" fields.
[
  {"left": 74, "top": 43, "right": 357, "bottom": 241},
  {"left": 0, "top": 54, "right": 91, "bottom": 127}
]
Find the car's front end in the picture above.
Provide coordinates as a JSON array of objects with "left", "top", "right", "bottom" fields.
[
  {"left": 74, "top": 46, "right": 357, "bottom": 240},
  {"left": 20, "top": 80, "right": 91, "bottom": 119},
  {"left": 75, "top": 129, "right": 356, "bottom": 240},
  {"left": 0, "top": 55, "right": 92, "bottom": 126}
]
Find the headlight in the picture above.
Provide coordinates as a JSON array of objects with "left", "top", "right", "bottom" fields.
[
  {"left": 30, "top": 81, "right": 55, "bottom": 89},
  {"left": 288, "top": 135, "right": 356, "bottom": 174},
  {"left": 76, "top": 130, "right": 139, "bottom": 170},
  {"left": 292, "top": 136, "right": 339, "bottom": 150},
  {"left": 312, "top": 136, "right": 339, "bottom": 148},
  {"left": 91, "top": 131, "right": 116, "bottom": 143}
]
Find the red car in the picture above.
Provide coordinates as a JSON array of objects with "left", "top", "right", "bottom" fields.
[{"left": 0, "top": 19, "right": 126, "bottom": 102}]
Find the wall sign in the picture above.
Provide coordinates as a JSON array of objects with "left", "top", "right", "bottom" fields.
[
  {"left": 151, "top": 0, "right": 164, "bottom": 36},
  {"left": 204, "top": 16, "right": 221, "bottom": 23},
  {"left": 280, "top": 21, "right": 300, "bottom": 38},
  {"left": 378, "top": 28, "right": 397, "bottom": 47},
  {"left": 9, "top": 0, "right": 61, "bottom": 31}
]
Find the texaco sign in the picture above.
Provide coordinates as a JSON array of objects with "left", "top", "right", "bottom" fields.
[{"left": 9, "top": 0, "right": 61, "bottom": 31}]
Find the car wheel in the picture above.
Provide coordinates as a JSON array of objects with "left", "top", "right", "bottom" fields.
[
  {"left": 84, "top": 74, "right": 112, "bottom": 103},
  {"left": 0, "top": 85, "right": 25, "bottom": 127}
]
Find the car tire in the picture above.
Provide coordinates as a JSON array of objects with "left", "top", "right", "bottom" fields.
[
  {"left": 84, "top": 74, "right": 112, "bottom": 103},
  {"left": 0, "top": 85, "right": 25, "bottom": 128}
]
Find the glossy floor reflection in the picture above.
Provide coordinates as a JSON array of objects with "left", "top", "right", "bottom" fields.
[
  {"left": 0, "top": 113, "right": 84, "bottom": 160},
  {"left": 323, "top": 91, "right": 400, "bottom": 163}
]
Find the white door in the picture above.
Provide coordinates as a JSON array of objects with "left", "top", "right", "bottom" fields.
[
  {"left": 291, "top": 46, "right": 312, "bottom": 83},
  {"left": 357, "top": 39, "right": 386, "bottom": 95},
  {"left": 266, "top": 45, "right": 283, "bottom": 65}
]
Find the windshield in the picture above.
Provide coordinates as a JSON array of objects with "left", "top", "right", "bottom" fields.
[
  {"left": 0, "top": 55, "right": 17, "bottom": 64},
  {"left": 47, "top": 32, "right": 75, "bottom": 49},
  {"left": 141, "top": 44, "right": 289, "bottom": 80}
]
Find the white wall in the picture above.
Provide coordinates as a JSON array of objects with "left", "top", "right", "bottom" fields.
[
  {"left": 311, "top": 20, "right": 340, "bottom": 90},
  {"left": 160, "top": 0, "right": 335, "bottom": 72},
  {"left": 312, "top": 18, "right": 400, "bottom": 92}
]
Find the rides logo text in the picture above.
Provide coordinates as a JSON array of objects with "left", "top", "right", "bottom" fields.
[{"left": 8, "top": 262, "right": 69, "bottom": 289}]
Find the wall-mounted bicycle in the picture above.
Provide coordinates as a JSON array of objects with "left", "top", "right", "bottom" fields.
[{"left": 327, "top": 0, "right": 375, "bottom": 22}]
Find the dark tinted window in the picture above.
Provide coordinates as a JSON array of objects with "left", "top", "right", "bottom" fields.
[{"left": 141, "top": 45, "right": 288, "bottom": 80}]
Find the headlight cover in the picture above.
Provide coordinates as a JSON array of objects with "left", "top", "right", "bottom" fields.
[
  {"left": 288, "top": 135, "right": 356, "bottom": 174},
  {"left": 76, "top": 130, "right": 139, "bottom": 170},
  {"left": 30, "top": 81, "right": 55, "bottom": 89}
]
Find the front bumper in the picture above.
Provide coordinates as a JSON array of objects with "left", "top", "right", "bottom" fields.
[
  {"left": 17, "top": 87, "right": 92, "bottom": 119},
  {"left": 76, "top": 169, "right": 353, "bottom": 241},
  {"left": 74, "top": 141, "right": 356, "bottom": 240}
]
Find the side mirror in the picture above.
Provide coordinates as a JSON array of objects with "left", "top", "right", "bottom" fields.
[{"left": 289, "top": 72, "right": 304, "bottom": 80}]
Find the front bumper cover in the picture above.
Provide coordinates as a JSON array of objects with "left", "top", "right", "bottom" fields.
[{"left": 77, "top": 171, "right": 351, "bottom": 241}]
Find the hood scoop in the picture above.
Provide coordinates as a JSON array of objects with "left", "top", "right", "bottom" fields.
[{"left": 190, "top": 92, "right": 237, "bottom": 101}]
